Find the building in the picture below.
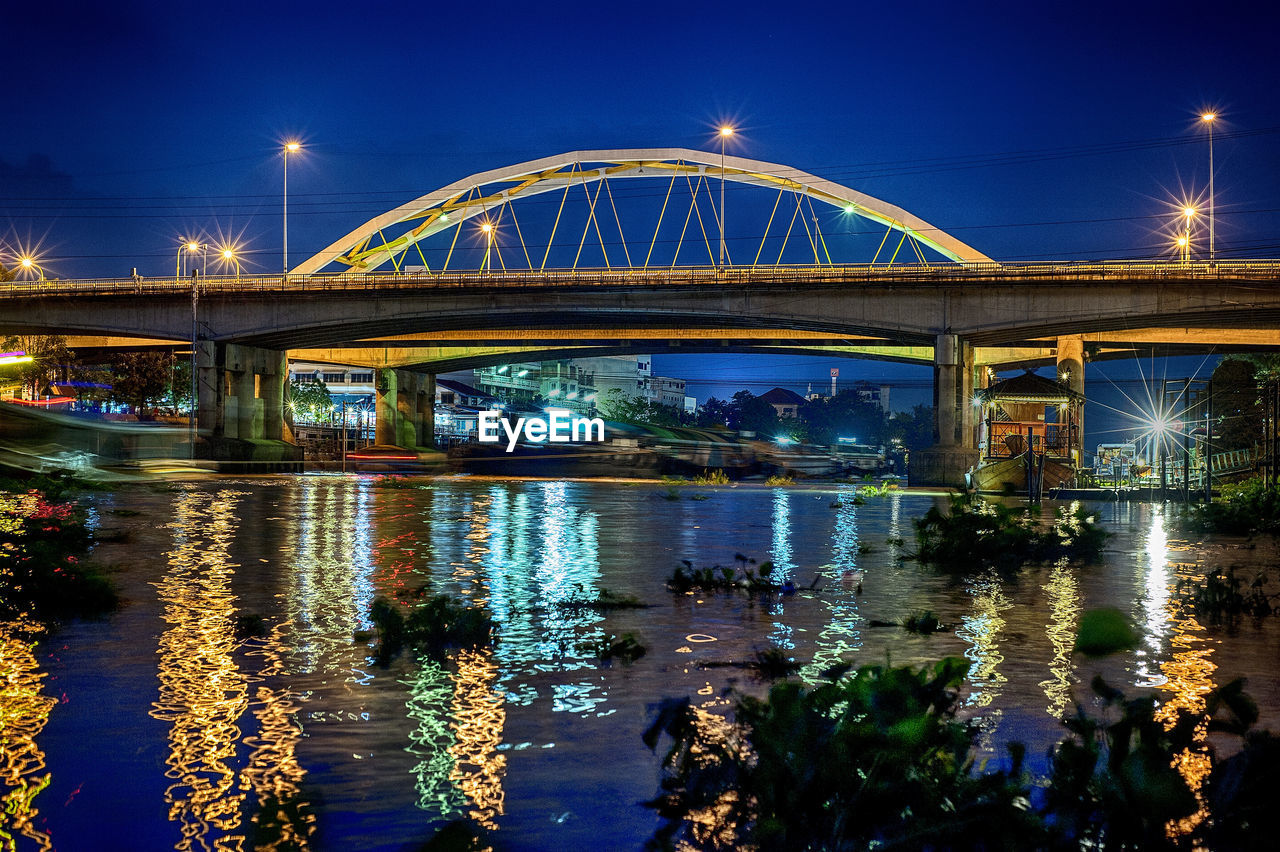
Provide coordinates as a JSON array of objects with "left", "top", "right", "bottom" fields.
[{"left": 759, "top": 387, "right": 808, "bottom": 418}]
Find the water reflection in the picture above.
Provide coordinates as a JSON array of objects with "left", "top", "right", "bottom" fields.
[
  {"left": 1039, "top": 557, "right": 1081, "bottom": 718},
  {"left": 768, "top": 489, "right": 796, "bottom": 650},
  {"left": 0, "top": 492, "right": 57, "bottom": 851},
  {"left": 0, "top": 631, "right": 56, "bottom": 851},
  {"left": 1138, "top": 507, "right": 1217, "bottom": 837},
  {"left": 802, "top": 487, "right": 862, "bottom": 682},
  {"left": 151, "top": 488, "right": 249, "bottom": 850},
  {"left": 958, "top": 571, "right": 1011, "bottom": 708},
  {"left": 449, "top": 649, "right": 506, "bottom": 829},
  {"left": 240, "top": 621, "right": 314, "bottom": 850}
]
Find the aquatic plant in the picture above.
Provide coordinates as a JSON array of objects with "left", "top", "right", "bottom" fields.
[
  {"left": 644, "top": 652, "right": 1280, "bottom": 851},
  {"left": 901, "top": 609, "right": 947, "bottom": 634},
  {"left": 0, "top": 493, "right": 118, "bottom": 624},
  {"left": 764, "top": 475, "right": 794, "bottom": 486},
  {"left": 1185, "top": 476, "right": 1280, "bottom": 535},
  {"left": 913, "top": 494, "right": 1108, "bottom": 571},
  {"left": 577, "top": 632, "right": 647, "bottom": 665},
  {"left": 692, "top": 469, "right": 731, "bottom": 486},
  {"left": 1178, "top": 565, "right": 1275, "bottom": 623},
  {"left": 558, "top": 587, "right": 650, "bottom": 611},
  {"left": 367, "top": 594, "right": 494, "bottom": 666},
  {"left": 643, "top": 657, "right": 1042, "bottom": 850},
  {"left": 666, "top": 557, "right": 783, "bottom": 594},
  {"left": 660, "top": 485, "right": 682, "bottom": 501},
  {"left": 749, "top": 647, "right": 800, "bottom": 679}
]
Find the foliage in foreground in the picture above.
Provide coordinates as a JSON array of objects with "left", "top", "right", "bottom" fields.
[
  {"left": 913, "top": 494, "right": 1108, "bottom": 570},
  {"left": 368, "top": 593, "right": 494, "bottom": 666},
  {"left": 643, "top": 657, "right": 1280, "bottom": 851},
  {"left": 1186, "top": 476, "right": 1280, "bottom": 536},
  {"left": 644, "top": 658, "right": 1041, "bottom": 851},
  {"left": 0, "top": 490, "right": 118, "bottom": 624}
]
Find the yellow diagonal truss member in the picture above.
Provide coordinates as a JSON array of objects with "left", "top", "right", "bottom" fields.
[{"left": 292, "top": 148, "right": 992, "bottom": 274}]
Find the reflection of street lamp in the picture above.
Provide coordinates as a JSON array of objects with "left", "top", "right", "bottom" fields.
[
  {"left": 1176, "top": 234, "right": 1189, "bottom": 263},
  {"left": 283, "top": 140, "right": 302, "bottom": 274},
  {"left": 1201, "top": 113, "right": 1216, "bottom": 261},
  {"left": 718, "top": 125, "right": 734, "bottom": 267}
]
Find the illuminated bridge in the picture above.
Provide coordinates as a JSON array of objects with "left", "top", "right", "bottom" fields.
[{"left": 3, "top": 148, "right": 1280, "bottom": 483}]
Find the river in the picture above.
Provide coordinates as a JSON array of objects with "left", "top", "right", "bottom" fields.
[{"left": 3, "top": 476, "right": 1279, "bottom": 850}]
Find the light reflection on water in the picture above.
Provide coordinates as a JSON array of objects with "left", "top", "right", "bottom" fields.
[
  {"left": 0, "top": 631, "right": 56, "bottom": 852},
  {"left": 7, "top": 480, "right": 1279, "bottom": 849},
  {"left": 151, "top": 489, "right": 250, "bottom": 851}
]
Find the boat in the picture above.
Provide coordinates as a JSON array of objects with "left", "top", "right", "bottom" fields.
[{"left": 971, "top": 372, "right": 1083, "bottom": 496}]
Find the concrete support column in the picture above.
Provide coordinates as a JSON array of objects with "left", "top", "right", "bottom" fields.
[
  {"left": 376, "top": 368, "right": 399, "bottom": 446},
  {"left": 235, "top": 367, "right": 257, "bottom": 440},
  {"left": 911, "top": 334, "right": 980, "bottom": 487},
  {"left": 959, "top": 342, "right": 976, "bottom": 449},
  {"left": 195, "top": 340, "right": 222, "bottom": 436},
  {"left": 934, "top": 334, "right": 959, "bottom": 447},
  {"left": 1057, "top": 335, "right": 1085, "bottom": 463},
  {"left": 396, "top": 370, "right": 418, "bottom": 448},
  {"left": 418, "top": 374, "right": 436, "bottom": 449},
  {"left": 262, "top": 350, "right": 288, "bottom": 442}
]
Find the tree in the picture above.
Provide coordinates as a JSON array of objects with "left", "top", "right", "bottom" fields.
[
  {"left": 289, "top": 378, "right": 331, "bottom": 420},
  {"left": 111, "top": 352, "right": 175, "bottom": 416},
  {"left": 695, "top": 396, "right": 735, "bottom": 429},
  {"left": 599, "top": 387, "right": 687, "bottom": 427},
  {"left": 887, "top": 404, "right": 936, "bottom": 453},
  {"left": 731, "top": 390, "right": 780, "bottom": 436},
  {"left": 1, "top": 334, "right": 74, "bottom": 399},
  {"left": 797, "top": 390, "right": 888, "bottom": 446}
]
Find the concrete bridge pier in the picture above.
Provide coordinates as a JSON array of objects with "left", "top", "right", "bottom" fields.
[
  {"left": 1056, "top": 335, "right": 1085, "bottom": 464},
  {"left": 194, "top": 342, "right": 300, "bottom": 468},
  {"left": 911, "top": 334, "right": 980, "bottom": 488},
  {"left": 375, "top": 368, "right": 435, "bottom": 449}
]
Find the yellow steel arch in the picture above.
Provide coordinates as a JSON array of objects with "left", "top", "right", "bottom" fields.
[{"left": 292, "top": 148, "right": 993, "bottom": 274}]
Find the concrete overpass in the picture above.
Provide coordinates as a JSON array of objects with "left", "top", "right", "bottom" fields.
[
  {"left": 4, "top": 262, "right": 1280, "bottom": 484},
  {"left": 4, "top": 144, "right": 1279, "bottom": 483}
]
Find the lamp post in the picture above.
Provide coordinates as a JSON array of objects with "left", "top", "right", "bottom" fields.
[
  {"left": 221, "top": 247, "right": 241, "bottom": 283},
  {"left": 718, "top": 126, "right": 733, "bottom": 267},
  {"left": 18, "top": 256, "right": 44, "bottom": 282},
  {"left": 1183, "top": 206, "right": 1196, "bottom": 262},
  {"left": 1200, "top": 114, "right": 1215, "bottom": 261},
  {"left": 283, "top": 141, "right": 301, "bottom": 275},
  {"left": 480, "top": 221, "right": 493, "bottom": 272}
]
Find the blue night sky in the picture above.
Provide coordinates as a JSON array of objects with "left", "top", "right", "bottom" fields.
[{"left": 5, "top": 1, "right": 1279, "bottom": 442}]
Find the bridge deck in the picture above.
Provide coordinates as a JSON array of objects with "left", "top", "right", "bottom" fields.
[{"left": 4, "top": 260, "right": 1280, "bottom": 297}]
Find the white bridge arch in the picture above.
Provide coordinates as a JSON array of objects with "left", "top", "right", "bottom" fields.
[{"left": 293, "top": 147, "right": 993, "bottom": 274}]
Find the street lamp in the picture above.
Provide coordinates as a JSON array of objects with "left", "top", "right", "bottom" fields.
[
  {"left": 1183, "top": 206, "right": 1196, "bottom": 261},
  {"left": 176, "top": 239, "right": 203, "bottom": 282},
  {"left": 18, "top": 256, "right": 44, "bottom": 281},
  {"left": 718, "top": 125, "right": 734, "bottom": 267},
  {"left": 1200, "top": 113, "right": 1216, "bottom": 261},
  {"left": 283, "top": 140, "right": 302, "bottom": 275},
  {"left": 1176, "top": 234, "right": 1189, "bottom": 263},
  {"left": 221, "top": 247, "right": 242, "bottom": 282},
  {"left": 480, "top": 221, "right": 493, "bottom": 272}
]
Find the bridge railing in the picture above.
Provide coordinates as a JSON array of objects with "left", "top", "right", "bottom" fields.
[{"left": 4, "top": 259, "right": 1280, "bottom": 297}]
